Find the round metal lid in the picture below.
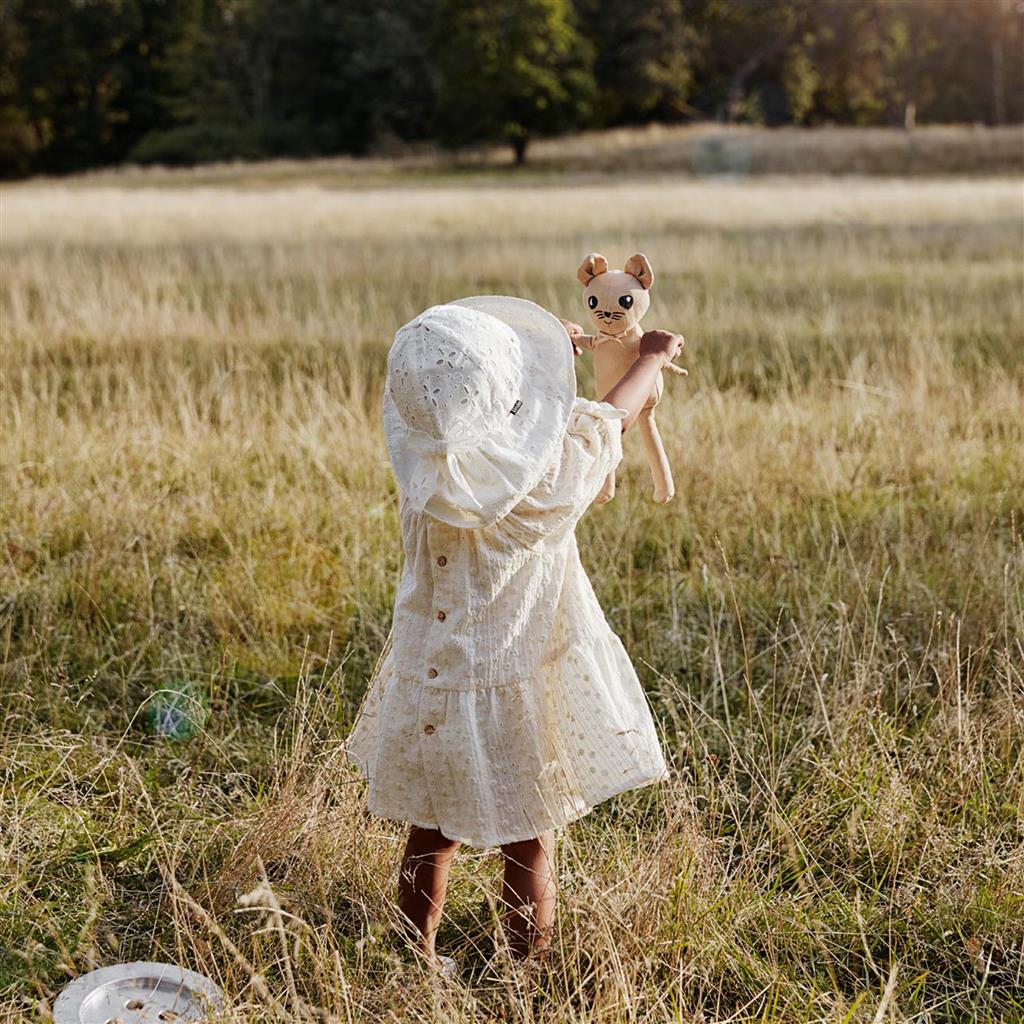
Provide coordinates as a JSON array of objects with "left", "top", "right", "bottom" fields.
[{"left": 53, "top": 962, "right": 226, "bottom": 1024}]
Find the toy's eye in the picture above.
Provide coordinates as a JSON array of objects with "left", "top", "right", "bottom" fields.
[
  {"left": 587, "top": 295, "right": 598, "bottom": 310},
  {"left": 618, "top": 295, "right": 634, "bottom": 310}
]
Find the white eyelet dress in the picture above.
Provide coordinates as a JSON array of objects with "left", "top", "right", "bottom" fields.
[{"left": 345, "top": 397, "right": 669, "bottom": 848}]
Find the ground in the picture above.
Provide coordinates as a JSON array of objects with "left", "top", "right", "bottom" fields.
[{"left": 1, "top": 126, "right": 1022, "bottom": 1022}]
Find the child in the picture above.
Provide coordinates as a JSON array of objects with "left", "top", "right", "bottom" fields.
[{"left": 346, "top": 295, "right": 682, "bottom": 973}]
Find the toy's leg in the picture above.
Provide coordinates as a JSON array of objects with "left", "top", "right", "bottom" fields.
[
  {"left": 596, "top": 468, "right": 615, "bottom": 504},
  {"left": 638, "top": 408, "right": 674, "bottom": 503}
]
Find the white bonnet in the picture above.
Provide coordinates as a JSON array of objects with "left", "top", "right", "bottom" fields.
[{"left": 383, "top": 296, "right": 576, "bottom": 528}]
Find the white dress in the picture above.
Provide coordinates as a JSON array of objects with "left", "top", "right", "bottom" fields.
[{"left": 345, "top": 397, "right": 669, "bottom": 848}]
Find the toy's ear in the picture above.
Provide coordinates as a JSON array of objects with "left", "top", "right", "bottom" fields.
[
  {"left": 577, "top": 252, "right": 609, "bottom": 286},
  {"left": 624, "top": 252, "right": 654, "bottom": 289}
]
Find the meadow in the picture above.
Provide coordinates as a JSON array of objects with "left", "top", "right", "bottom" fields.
[{"left": 2, "top": 135, "right": 1023, "bottom": 1022}]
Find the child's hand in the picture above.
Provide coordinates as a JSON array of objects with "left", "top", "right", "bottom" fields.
[
  {"left": 639, "top": 329, "right": 685, "bottom": 368},
  {"left": 559, "top": 319, "right": 587, "bottom": 357},
  {"left": 604, "top": 330, "right": 686, "bottom": 432}
]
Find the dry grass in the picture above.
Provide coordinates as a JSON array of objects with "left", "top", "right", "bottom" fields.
[
  {"left": 4, "top": 177, "right": 1020, "bottom": 251},
  {"left": 22, "top": 123, "right": 1024, "bottom": 191},
  {"left": 1, "top": 161, "right": 1023, "bottom": 1023}
]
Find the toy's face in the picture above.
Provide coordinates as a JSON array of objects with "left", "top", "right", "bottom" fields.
[{"left": 583, "top": 269, "right": 650, "bottom": 334}]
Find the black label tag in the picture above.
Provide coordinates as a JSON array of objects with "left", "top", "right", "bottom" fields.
[{"left": 509, "top": 400, "right": 522, "bottom": 415}]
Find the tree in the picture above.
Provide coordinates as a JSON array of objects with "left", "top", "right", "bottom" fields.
[
  {"left": 897, "top": 0, "right": 1023, "bottom": 125},
  {"left": 0, "top": 4, "right": 34, "bottom": 175},
  {"left": 800, "top": 0, "right": 1024, "bottom": 128},
  {"left": 0, "top": 0, "right": 197, "bottom": 176},
  {"left": 2, "top": 0, "right": 1022, "bottom": 178},
  {"left": 432, "top": 0, "right": 594, "bottom": 165},
  {"left": 575, "top": 0, "right": 696, "bottom": 125},
  {"left": 273, "top": 0, "right": 437, "bottom": 154},
  {"left": 131, "top": 0, "right": 437, "bottom": 165},
  {"left": 1, "top": 0, "right": 138, "bottom": 174},
  {"left": 687, "top": 0, "right": 814, "bottom": 124},
  {"left": 798, "top": 0, "right": 890, "bottom": 125}
]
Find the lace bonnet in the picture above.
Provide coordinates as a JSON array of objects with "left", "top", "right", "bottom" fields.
[{"left": 383, "top": 296, "right": 576, "bottom": 528}]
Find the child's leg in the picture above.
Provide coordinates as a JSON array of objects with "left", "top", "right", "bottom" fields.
[
  {"left": 398, "top": 826, "right": 460, "bottom": 963},
  {"left": 499, "top": 830, "right": 557, "bottom": 958}
]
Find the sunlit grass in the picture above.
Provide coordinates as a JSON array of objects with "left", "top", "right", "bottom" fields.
[{"left": 1, "top": 166, "right": 1022, "bottom": 1022}]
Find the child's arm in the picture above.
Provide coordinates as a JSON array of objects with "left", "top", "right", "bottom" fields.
[{"left": 601, "top": 330, "right": 684, "bottom": 433}]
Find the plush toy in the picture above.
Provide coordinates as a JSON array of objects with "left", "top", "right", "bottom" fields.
[{"left": 571, "top": 252, "right": 686, "bottom": 504}]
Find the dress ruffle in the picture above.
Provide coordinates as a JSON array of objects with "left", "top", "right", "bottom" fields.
[{"left": 345, "top": 632, "right": 668, "bottom": 849}]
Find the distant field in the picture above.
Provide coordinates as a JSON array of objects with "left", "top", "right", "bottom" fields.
[
  {"left": 28, "top": 123, "right": 1024, "bottom": 190},
  {"left": 1, "top": 165, "right": 1022, "bottom": 1023}
]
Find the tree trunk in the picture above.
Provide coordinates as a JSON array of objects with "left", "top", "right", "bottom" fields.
[
  {"left": 725, "top": 36, "right": 791, "bottom": 124},
  {"left": 513, "top": 136, "right": 528, "bottom": 166}
]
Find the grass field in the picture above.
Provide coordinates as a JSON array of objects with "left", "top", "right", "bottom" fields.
[
  {"left": 32, "top": 123, "right": 1024, "bottom": 188},
  {"left": 2, "top": 146, "right": 1023, "bottom": 1021}
]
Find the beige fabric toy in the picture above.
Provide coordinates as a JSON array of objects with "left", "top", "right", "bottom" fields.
[{"left": 571, "top": 252, "right": 686, "bottom": 504}]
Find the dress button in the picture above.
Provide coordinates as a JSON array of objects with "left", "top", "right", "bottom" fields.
[
  {"left": 436, "top": 556, "right": 447, "bottom": 567},
  {"left": 423, "top": 724, "right": 435, "bottom": 735},
  {"left": 427, "top": 667, "right": 438, "bottom": 678},
  {"left": 436, "top": 610, "right": 446, "bottom": 621}
]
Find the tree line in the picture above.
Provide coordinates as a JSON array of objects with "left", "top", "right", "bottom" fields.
[{"left": 1, "top": 0, "right": 1020, "bottom": 178}]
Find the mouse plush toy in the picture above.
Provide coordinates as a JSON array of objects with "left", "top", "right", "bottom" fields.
[{"left": 570, "top": 252, "right": 686, "bottom": 504}]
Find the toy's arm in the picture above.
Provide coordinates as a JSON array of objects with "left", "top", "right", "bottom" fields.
[{"left": 558, "top": 319, "right": 596, "bottom": 356}]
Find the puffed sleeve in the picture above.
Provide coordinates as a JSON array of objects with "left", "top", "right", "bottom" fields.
[{"left": 500, "top": 397, "right": 628, "bottom": 545}]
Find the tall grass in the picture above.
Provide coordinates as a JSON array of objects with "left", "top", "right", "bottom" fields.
[
  {"left": 1, "top": 169, "right": 1022, "bottom": 1022},
  {"left": 22, "top": 123, "right": 1024, "bottom": 188}
]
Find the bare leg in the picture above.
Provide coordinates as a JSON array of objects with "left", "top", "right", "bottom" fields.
[
  {"left": 397, "top": 826, "right": 459, "bottom": 964},
  {"left": 499, "top": 831, "right": 557, "bottom": 959}
]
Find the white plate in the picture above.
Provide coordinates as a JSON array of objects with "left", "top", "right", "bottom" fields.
[{"left": 53, "top": 962, "right": 226, "bottom": 1023}]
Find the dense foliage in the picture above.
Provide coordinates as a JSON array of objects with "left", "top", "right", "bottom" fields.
[{"left": 1, "top": 0, "right": 1022, "bottom": 175}]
